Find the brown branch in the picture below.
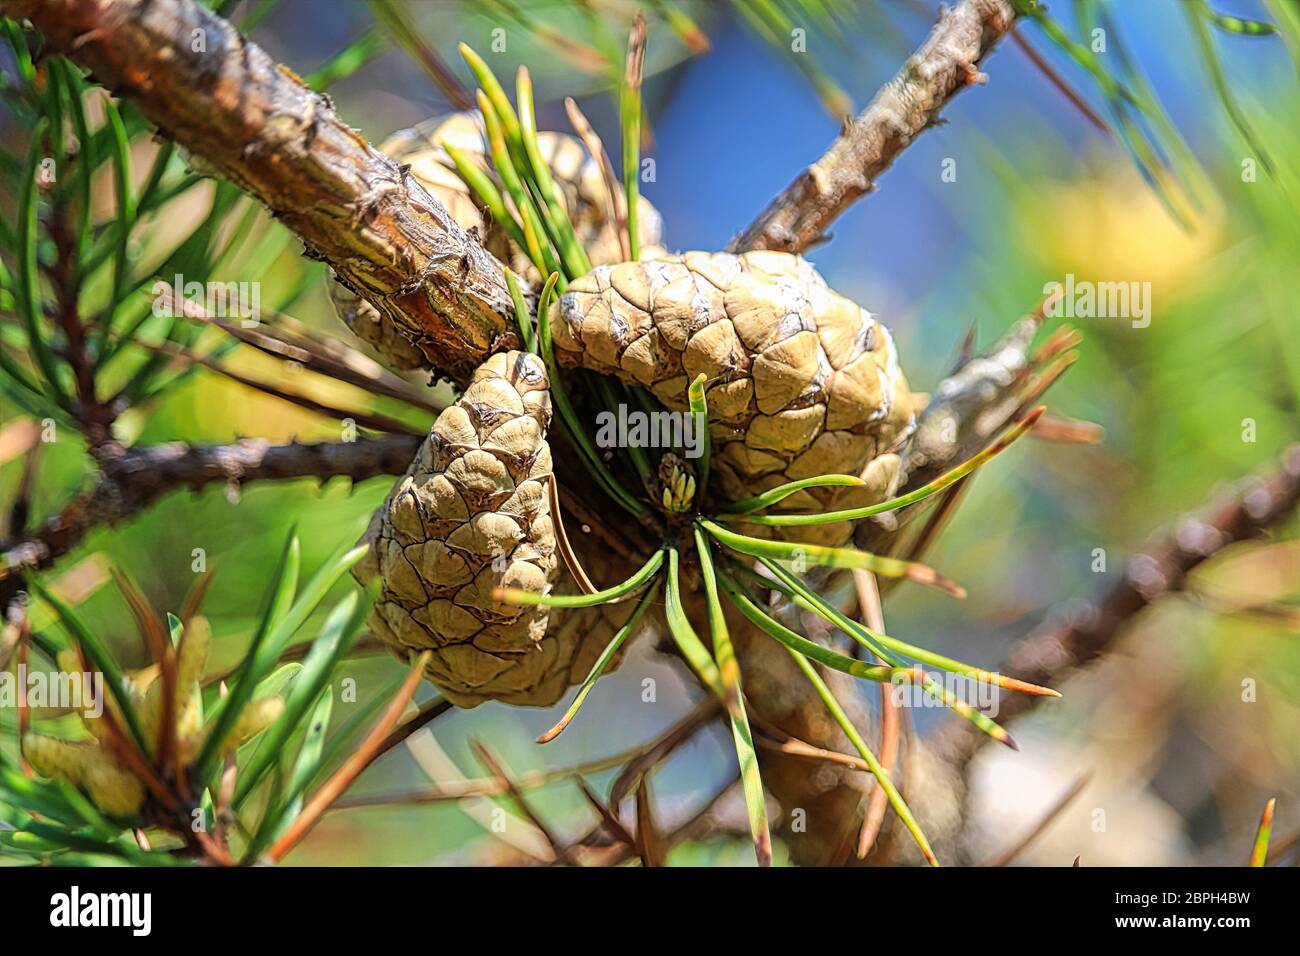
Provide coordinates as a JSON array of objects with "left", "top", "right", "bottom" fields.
[
  {"left": 371, "top": 696, "right": 452, "bottom": 762},
  {"left": 729, "top": 0, "right": 1017, "bottom": 254},
  {"left": 0, "top": 435, "right": 421, "bottom": 580},
  {"left": 608, "top": 698, "right": 723, "bottom": 805},
  {"left": 937, "top": 444, "right": 1300, "bottom": 774},
  {"left": 7, "top": 0, "right": 518, "bottom": 384},
  {"left": 471, "top": 740, "right": 578, "bottom": 866}
]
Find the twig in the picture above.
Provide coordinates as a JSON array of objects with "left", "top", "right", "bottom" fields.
[
  {"left": 729, "top": 0, "right": 1017, "bottom": 254},
  {"left": 0, "top": 435, "right": 421, "bottom": 580},
  {"left": 471, "top": 740, "right": 578, "bottom": 865},
  {"left": 853, "top": 570, "right": 899, "bottom": 861},
  {"left": 161, "top": 290, "right": 442, "bottom": 413},
  {"left": 633, "top": 778, "right": 665, "bottom": 866},
  {"left": 573, "top": 775, "right": 636, "bottom": 848},
  {"left": 120, "top": 337, "right": 424, "bottom": 437},
  {"left": 548, "top": 475, "right": 598, "bottom": 594},
  {"left": 977, "top": 771, "right": 1092, "bottom": 866},
  {"left": 1009, "top": 26, "right": 1111, "bottom": 134},
  {"left": 331, "top": 736, "right": 688, "bottom": 809},
  {"left": 368, "top": 0, "right": 475, "bottom": 111},
  {"left": 267, "top": 651, "right": 429, "bottom": 862},
  {"left": 609, "top": 698, "right": 723, "bottom": 804},
  {"left": 370, "top": 696, "right": 452, "bottom": 763},
  {"left": 564, "top": 97, "right": 629, "bottom": 260},
  {"left": 938, "top": 445, "right": 1300, "bottom": 775}
]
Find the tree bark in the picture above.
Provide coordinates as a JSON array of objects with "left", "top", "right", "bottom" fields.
[
  {"left": 4, "top": 0, "right": 518, "bottom": 385},
  {"left": 729, "top": 0, "right": 1017, "bottom": 255}
]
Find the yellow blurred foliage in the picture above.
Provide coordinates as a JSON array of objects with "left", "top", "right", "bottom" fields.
[{"left": 1024, "top": 164, "right": 1225, "bottom": 307}]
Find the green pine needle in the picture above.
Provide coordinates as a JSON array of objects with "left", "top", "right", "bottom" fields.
[
  {"left": 620, "top": 17, "right": 645, "bottom": 261},
  {"left": 727, "top": 406, "right": 1042, "bottom": 527},
  {"left": 496, "top": 547, "right": 664, "bottom": 608},
  {"left": 537, "top": 581, "right": 661, "bottom": 744},
  {"left": 504, "top": 268, "right": 538, "bottom": 353},
  {"left": 785, "top": 644, "right": 938, "bottom": 865},
  {"left": 535, "top": 290, "right": 649, "bottom": 518},
  {"left": 662, "top": 546, "right": 725, "bottom": 698},
  {"left": 686, "top": 373, "right": 712, "bottom": 506},
  {"left": 699, "top": 518, "right": 963, "bottom": 596}
]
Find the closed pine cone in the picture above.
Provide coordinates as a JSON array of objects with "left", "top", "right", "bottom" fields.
[
  {"left": 355, "top": 350, "right": 588, "bottom": 707},
  {"left": 553, "top": 251, "right": 917, "bottom": 544}
]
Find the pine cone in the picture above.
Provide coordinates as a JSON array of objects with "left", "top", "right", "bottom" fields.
[
  {"left": 356, "top": 350, "right": 617, "bottom": 707},
  {"left": 330, "top": 112, "right": 664, "bottom": 370},
  {"left": 553, "top": 251, "right": 916, "bottom": 543}
]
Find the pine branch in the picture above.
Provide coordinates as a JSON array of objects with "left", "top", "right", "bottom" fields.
[
  {"left": 936, "top": 444, "right": 1300, "bottom": 777},
  {"left": 729, "top": 0, "right": 1017, "bottom": 254},
  {"left": 3, "top": 0, "right": 520, "bottom": 385},
  {"left": 0, "top": 435, "right": 421, "bottom": 580}
]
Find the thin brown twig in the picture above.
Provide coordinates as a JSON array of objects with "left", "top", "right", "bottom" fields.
[
  {"left": 161, "top": 290, "right": 442, "bottom": 413},
  {"left": 563, "top": 96, "right": 629, "bottom": 260},
  {"left": 978, "top": 771, "right": 1093, "bottom": 866},
  {"left": 331, "top": 728, "right": 696, "bottom": 810},
  {"left": 609, "top": 698, "right": 723, "bottom": 804},
  {"left": 370, "top": 696, "right": 452, "bottom": 762},
  {"left": 1010, "top": 26, "right": 1111, "bottom": 134},
  {"left": 48, "top": 197, "right": 112, "bottom": 443},
  {"left": 548, "top": 475, "right": 597, "bottom": 594},
  {"left": 471, "top": 739, "right": 577, "bottom": 865},
  {"left": 0, "top": 434, "right": 421, "bottom": 580},
  {"left": 902, "top": 478, "right": 973, "bottom": 564},
  {"left": 267, "top": 651, "right": 430, "bottom": 862},
  {"left": 573, "top": 774, "right": 636, "bottom": 847},
  {"left": 633, "top": 778, "right": 665, "bottom": 867},
  {"left": 369, "top": 0, "right": 475, "bottom": 111},
  {"left": 341, "top": 697, "right": 719, "bottom": 822},
  {"left": 853, "top": 569, "right": 899, "bottom": 862},
  {"left": 122, "top": 337, "right": 424, "bottom": 437}
]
